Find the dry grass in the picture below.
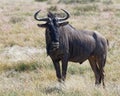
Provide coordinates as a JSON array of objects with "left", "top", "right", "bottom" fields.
[{"left": 0, "top": 0, "right": 120, "bottom": 96}]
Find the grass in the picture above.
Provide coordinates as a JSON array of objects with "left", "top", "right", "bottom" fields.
[
  {"left": 0, "top": 0, "right": 120, "bottom": 96},
  {"left": 59, "top": 0, "right": 101, "bottom": 4}
]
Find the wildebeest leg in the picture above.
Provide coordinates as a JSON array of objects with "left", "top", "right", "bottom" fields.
[
  {"left": 97, "top": 55, "right": 106, "bottom": 88},
  {"left": 61, "top": 57, "right": 68, "bottom": 82},
  {"left": 88, "top": 57, "right": 101, "bottom": 86},
  {"left": 52, "top": 60, "right": 62, "bottom": 82}
]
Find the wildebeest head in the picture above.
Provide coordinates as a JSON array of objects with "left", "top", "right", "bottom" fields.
[{"left": 34, "top": 9, "right": 70, "bottom": 49}]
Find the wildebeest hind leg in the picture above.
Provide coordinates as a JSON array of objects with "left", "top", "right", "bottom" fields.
[
  {"left": 97, "top": 56, "right": 106, "bottom": 88},
  {"left": 88, "top": 57, "right": 101, "bottom": 86}
]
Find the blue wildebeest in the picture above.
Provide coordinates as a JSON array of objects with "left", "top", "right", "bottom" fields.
[{"left": 34, "top": 9, "right": 108, "bottom": 87}]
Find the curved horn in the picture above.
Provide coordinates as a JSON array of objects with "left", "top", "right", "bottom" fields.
[
  {"left": 34, "top": 10, "right": 48, "bottom": 21},
  {"left": 58, "top": 9, "right": 70, "bottom": 21}
]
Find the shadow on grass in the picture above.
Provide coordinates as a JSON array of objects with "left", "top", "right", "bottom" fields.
[{"left": 44, "top": 82, "right": 65, "bottom": 94}]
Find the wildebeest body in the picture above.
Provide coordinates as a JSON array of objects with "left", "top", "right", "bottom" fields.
[
  {"left": 47, "top": 24, "right": 107, "bottom": 64},
  {"left": 34, "top": 9, "right": 108, "bottom": 87}
]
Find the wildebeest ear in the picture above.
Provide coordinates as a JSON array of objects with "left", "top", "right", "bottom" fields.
[
  {"left": 59, "top": 21, "right": 69, "bottom": 26},
  {"left": 37, "top": 24, "right": 47, "bottom": 28}
]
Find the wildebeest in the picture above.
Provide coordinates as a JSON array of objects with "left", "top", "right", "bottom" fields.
[{"left": 34, "top": 9, "right": 108, "bottom": 87}]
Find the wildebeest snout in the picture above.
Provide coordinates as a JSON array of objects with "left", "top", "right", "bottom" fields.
[{"left": 51, "top": 42, "right": 59, "bottom": 51}]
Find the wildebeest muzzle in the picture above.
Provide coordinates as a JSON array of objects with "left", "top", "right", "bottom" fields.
[{"left": 51, "top": 41, "right": 59, "bottom": 51}]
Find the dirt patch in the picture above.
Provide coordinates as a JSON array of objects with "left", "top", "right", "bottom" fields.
[{"left": 0, "top": 45, "right": 45, "bottom": 63}]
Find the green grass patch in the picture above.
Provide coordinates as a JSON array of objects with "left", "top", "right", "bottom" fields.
[
  {"left": 0, "top": 61, "right": 43, "bottom": 72},
  {"left": 68, "top": 63, "right": 92, "bottom": 75},
  {"left": 15, "top": 62, "right": 38, "bottom": 72}
]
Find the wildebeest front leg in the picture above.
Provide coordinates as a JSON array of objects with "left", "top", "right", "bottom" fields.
[
  {"left": 61, "top": 58, "right": 68, "bottom": 81},
  {"left": 52, "top": 60, "right": 62, "bottom": 82}
]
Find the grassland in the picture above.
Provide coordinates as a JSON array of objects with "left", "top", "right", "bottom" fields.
[{"left": 0, "top": 0, "right": 120, "bottom": 96}]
